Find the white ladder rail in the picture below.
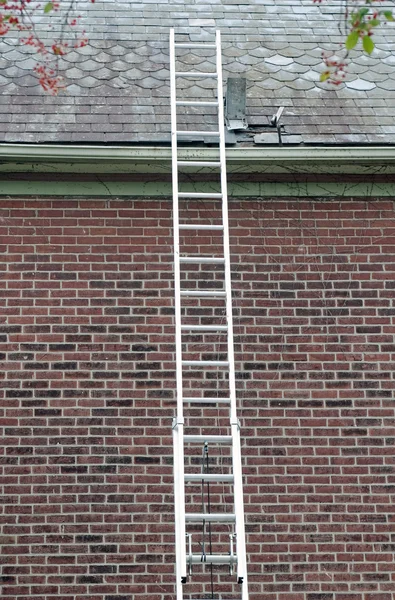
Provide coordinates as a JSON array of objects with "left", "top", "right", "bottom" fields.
[
  {"left": 216, "top": 29, "right": 248, "bottom": 597},
  {"left": 170, "top": 28, "right": 248, "bottom": 600},
  {"left": 170, "top": 27, "right": 187, "bottom": 592}
]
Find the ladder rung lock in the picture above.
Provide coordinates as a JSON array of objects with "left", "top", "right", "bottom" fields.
[
  {"left": 178, "top": 192, "right": 223, "bottom": 199},
  {"left": 175, "top": 71, "right": 217, "bottom": 78},
  {"left": 176, "top": 130, "right": 220, "bottom": 137},
  {"left": 177, "top": 161, "right": 221, "bottom": 167},
  {"left": 179, "top": 257, "right": 225, "bottom": 264},
  {"left": 179, "top": 224, "right": 224, "bottom": 230},
  {"left": 184, "top": 474, "right": 234, "bottom": 482},
  {"left": 183, "top": 397, "right": 231, "bottom": 404},
  {"left": 176, "top": 100, "right": 219, "bottom": 106},
  {"left": 182, "top": 360, "right": 229, "bottom": 367},
  {"left": 184, "top": 435, "right": 232, "bottom": 444},
  {"left": 185, "top": 512, "right": 236, "bottom": 523},
  {"left": 180, "top": 325, "right": 228, "bottom": 331},
  {"left": 180, "top": 290, "right": 226, "bottom": 297},
  {"left": 174, "top": 43, "right": 217, "bottom": 48}
]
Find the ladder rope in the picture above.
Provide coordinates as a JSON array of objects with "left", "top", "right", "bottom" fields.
[
  {"left": 201, "top": 442, "right": 215, "bottom": 598},
  {"left": 200, "top": 443, "right": 207, "bottom": 564}
]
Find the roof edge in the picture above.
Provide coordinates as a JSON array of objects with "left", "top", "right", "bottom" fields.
[{"left": 1, "top": 144, "right": 395, "bottom": 172}]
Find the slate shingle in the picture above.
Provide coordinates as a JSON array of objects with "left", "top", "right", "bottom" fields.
[{"left": 0, "top": 0, "right": 394, "bottom": 145}]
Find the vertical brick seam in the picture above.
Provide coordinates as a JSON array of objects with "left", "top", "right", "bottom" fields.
[{"left": 0, "top": 197, "right": 394, "bottom": 600}]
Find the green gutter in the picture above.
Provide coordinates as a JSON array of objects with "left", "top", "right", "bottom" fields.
[
  {"left": 1, "top": 144, "right": 395, "bottom": 196},
  {"left": 0, "top": 144, "right": 395, "bottom": 172}
]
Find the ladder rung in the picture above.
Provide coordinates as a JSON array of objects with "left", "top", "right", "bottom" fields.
[
  {"left": 174, "top": 43, "right": 217, "bottom": 49},
  {"left": 178, "top": 192, "right": 223, "bottom": 199},
  {"left": 182, "top": 360, "right": 229, "bottom": 367},
  {"left": 184, "top": 435, "right": 232, "bottom": 444},
  {"left": 181, "top": 325, "right": 228, "bottom": 331},
  {"left": 180, "top": 290, "right": 225, "bottom": 297},
  {"left": 177, "top": 130, "right": 220, "bottom": 137},
  {"left": 175, "top": 71, "right": 217, "bottom": 78},
  {"left": 189, "top": 554, "right": 235, "bottom": 565},
  {"left": 185, "top": 512, "right": 235, "bottom": 523},
  {"left": 185, "top": 473, "right": 234, "bottom": 482},
  {"left": 179, "top": 224, "right": 224, "bottom": 230},
  {"left": 177, "top": 161, "right": 221, "bottom": 167},
  {"left": 176, "top": 100, "right": 219, "bottom": 106},
  {"left": 179, "top": 256, "right": 225, "bottom": 264},
  {"left": 183, "top": 397, "right": 231, "bottom": 404}
]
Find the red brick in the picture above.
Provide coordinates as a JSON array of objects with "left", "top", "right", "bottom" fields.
[{"left": 1, "top": 198, "right": 394, "bottom": 600}]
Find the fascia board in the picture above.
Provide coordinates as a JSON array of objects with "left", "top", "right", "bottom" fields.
[{"left": 0, "top": 144, "right": 395, "bottom": 174}]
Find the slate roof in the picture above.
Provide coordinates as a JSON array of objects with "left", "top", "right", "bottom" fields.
[{"left": 1, "top": 0, "right": 395, "bottom": 145}]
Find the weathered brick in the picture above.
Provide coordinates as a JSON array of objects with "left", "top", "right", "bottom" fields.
[{"left": 1, "top": 197, "right": 395, "bottom": 600}]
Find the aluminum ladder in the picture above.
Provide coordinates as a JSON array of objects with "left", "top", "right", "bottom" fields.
[{"left": 170, "top": 29, "right": 248, "bottom": 600}]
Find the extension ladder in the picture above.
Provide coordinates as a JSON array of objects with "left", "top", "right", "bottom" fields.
[{"left": 170, "top": 29, "right": 248, "bottom": 600}]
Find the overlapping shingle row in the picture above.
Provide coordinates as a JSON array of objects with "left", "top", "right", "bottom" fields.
[{"left": 1, "top": 0, "right": 395, "bottom": 144}]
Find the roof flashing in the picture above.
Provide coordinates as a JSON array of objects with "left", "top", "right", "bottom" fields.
[{"left": 225, "top": 78, "right": 248, "bottom": 131}]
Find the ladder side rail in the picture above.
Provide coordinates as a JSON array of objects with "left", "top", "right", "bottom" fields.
[
  {"left": 170, "top": 29, "right": 183, "bottom": 422},
  {"left": 216, "top": 30, "right": 249, "bottom": 599},
  {"left": 172, "top": 422, "right": 183, "bottom": 599},
  {"left": 170, "top": 29, "right": 187, "bottom": 592},
  {"left": 232, "top": 423, "right": 249, "bottom": 599},
  {"left": 215, "top": 30, "right": 237, "bottom": 424}
]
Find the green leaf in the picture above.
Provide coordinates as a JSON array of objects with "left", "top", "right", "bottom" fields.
[
  {"left": 383, "top": 10, "right": 394, "bottom": 21},
  {"left": 363, "top": 35, "right": 375, "bottom": 55},
  {"left": 370, "top": 19, "right": 380, "bottom": 27},
  {"left": 320, "top": 71, "right": 331, "bottom": 82},
  {"left": 44, "top": 2, "right": 54, "bottom": 13},
  {"left": 345, "top": 30, "right": 360, "bottom": 51},
  {"left": 359, "top": 7, "right": 369, "bottom": 17}
]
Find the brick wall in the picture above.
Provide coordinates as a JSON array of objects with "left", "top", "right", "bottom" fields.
[{"left": 1, "top": 197, "right": 395, "bottom": 600}]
